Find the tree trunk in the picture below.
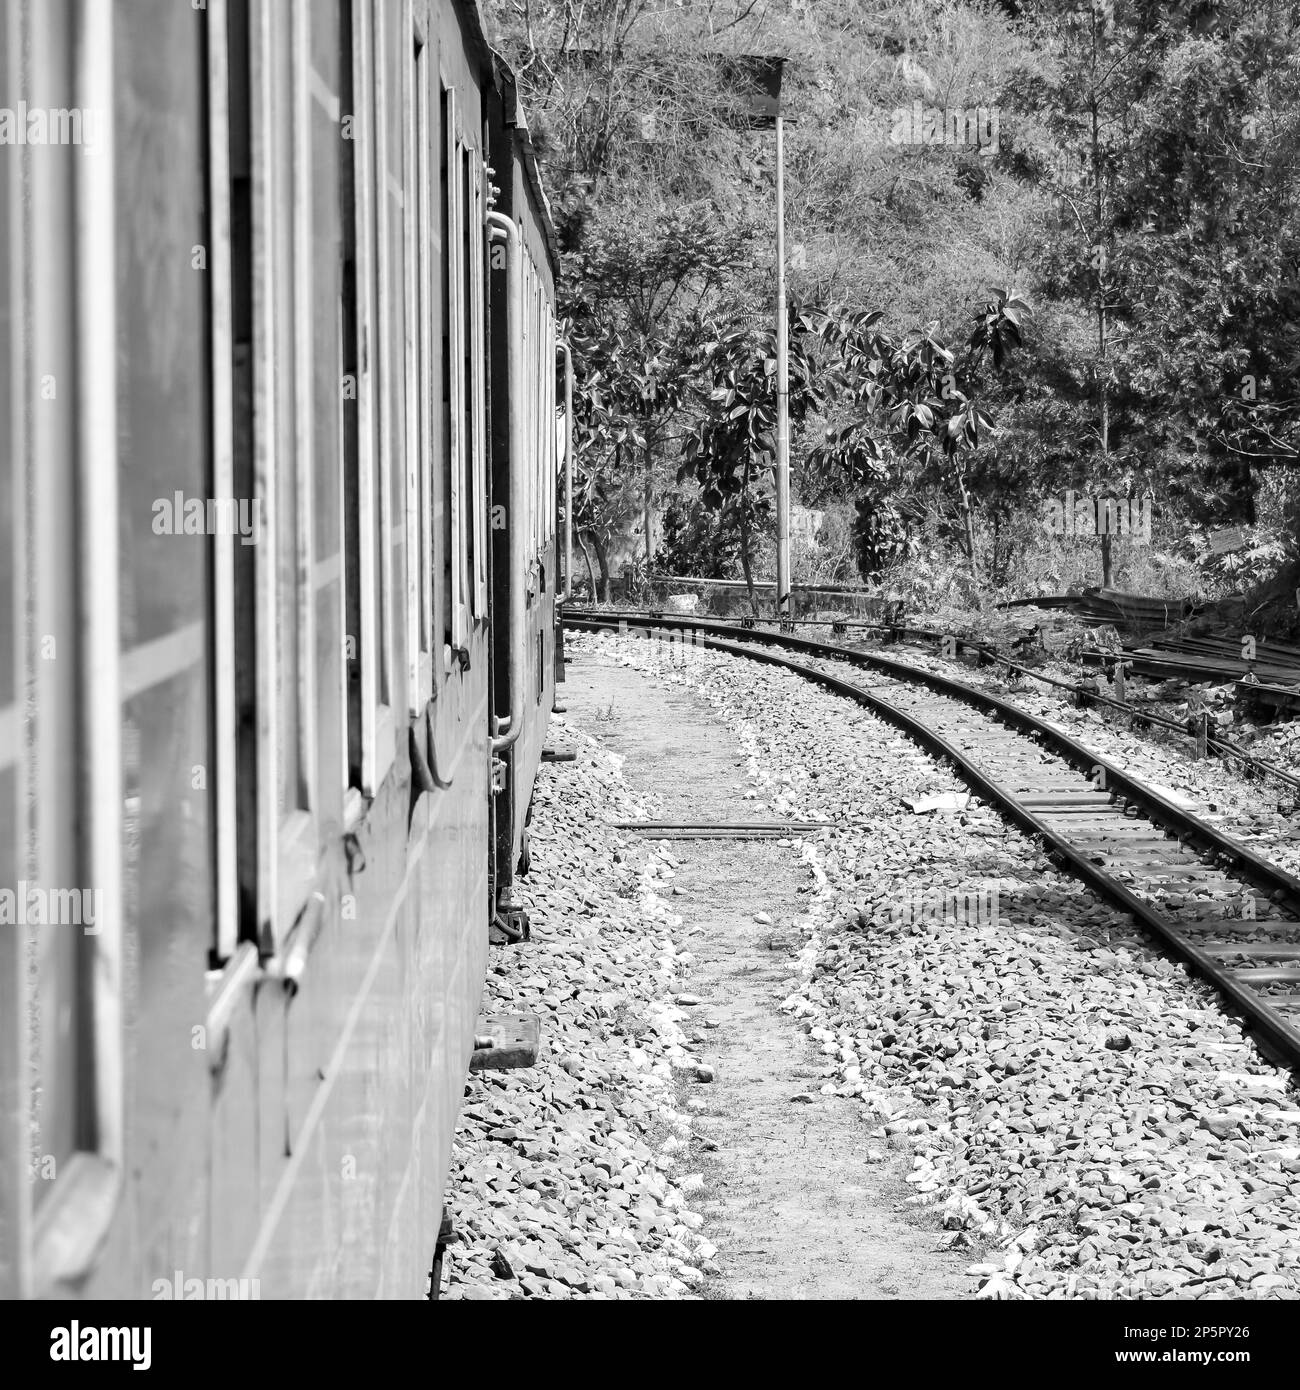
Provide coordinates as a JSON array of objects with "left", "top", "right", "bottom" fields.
[
  {"left": 577, "top": 529, "right": 598, "bottom": 599},
  {"left": 737, "top": 465, "right": 759, "bottom": 617},
  {"left": 592, "top": 532, "right": 611, "bottom": 604},
  {"left": 955, "top": 464, "right": 981, "bottom": 593}
]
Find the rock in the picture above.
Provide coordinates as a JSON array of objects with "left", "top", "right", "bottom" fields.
[{"left": 694, "top": 1064, "right": 716, "bottom": 1083}]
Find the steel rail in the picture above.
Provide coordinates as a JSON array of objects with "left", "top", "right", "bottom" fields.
[
  {"left": 589, "top": 605, "right": 1300, "bottom": 796},
  {"left": 576, "top": 606, "right": 1300, "bottom": 803},
  {"left": 566, "top": 611, "right": 1300, "bottom": 1068}
]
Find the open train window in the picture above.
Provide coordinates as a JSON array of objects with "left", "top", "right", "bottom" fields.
[
  {"left": 5, "top": 0, "right": 124, "bottom": 1287},
  {"left": 268, "top": 0, "right": 317, "bottom": 940},
  {"left": 531, "top": 268, "right": 547, "bottom": 563},
  {"left": 0, "top": 0, "right": 27, "bottom": 1297},
  {"left": 212, "top": 0, "right": 346, "bottom": 953},
  {"left": 465, "top": 145, "right": 487, "bottom": 618},
  {"left": 535, "top": 276, "right": 545, "bottom": 560},
  {"left": 339, "top": 0, "right": 395, "bottom": 800},
  {"left": 520, "top": 256, "right": 535, "bottom": 570},
  {"left": 442, "top": 90, "right": 470, "bottom": 658},
  {"left": 523, "top": 265, "right": 533, "bottom": 561},
  {"left": 405, "top": 31, "right": 434, "bottom": 713},
  {"left": 550, "top": 303, "right": 558, "bottom": 544},
  {"left": 544, "top": 299, "right": 556, "bottom": 550}
]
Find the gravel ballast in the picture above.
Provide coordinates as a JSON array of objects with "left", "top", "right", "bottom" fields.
[
  {"left": 441, "top": 718, "right": 713, "bottom": 1300},
  {"left": 557, "top": 627, "right": 1300, "bottom": 1301}
]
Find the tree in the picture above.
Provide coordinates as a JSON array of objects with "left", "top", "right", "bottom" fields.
[
  {"left": 562, "top": 209, "right": 754, "bottom": 589},
  {"left": 1006, "top": 0, "right": 1300, "bottom": 564},
  {"left": 806, "top": 289, "right": 1032, "bottom": 588},
  {"left": 678, "top": 313, "right": 823, "bottom": 613}
]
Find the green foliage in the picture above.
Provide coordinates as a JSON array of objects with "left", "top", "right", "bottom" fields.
[
  {"left": 804, "top": 289, "right": 1033, "bottom": 581},
  {"left": 676, "top": 313, "right": 823, "bottom": 603},
  {"left": 492, "top": 0, "right": 1300, "bottom": 612},
  {"left": 1007, "top": 0, "right": 1300, "bottom": 523},
  {"left": 656, "top": 494, "right": 754, "bottom": 579}
]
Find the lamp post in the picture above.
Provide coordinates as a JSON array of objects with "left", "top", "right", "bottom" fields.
[{"left": 708, "top": 54, "right": 789, "bottom": 615}]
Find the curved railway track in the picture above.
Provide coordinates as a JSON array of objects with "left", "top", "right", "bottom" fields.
[{"left": 565, "top": 608, "right": 1300, "bottom": 1071}]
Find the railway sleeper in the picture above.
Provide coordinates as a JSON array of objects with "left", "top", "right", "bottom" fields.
[
  {"left": 1176, "top": 897, "right": 1275, "bottom": 920},
  {"left": 1203, "top": 944, "right": 1300, "bottom": 960},
  {"left": 1174, "top": 919, "right": 1300, "bottom": 935},
  {"left": 1226, "top": 966, "right": 1300, "bottom": 985}
]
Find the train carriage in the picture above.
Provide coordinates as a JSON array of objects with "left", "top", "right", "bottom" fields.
[
  {"left": 487, "top": 60, "right": 562, "bottom": 937},
  {"left": 0, "top": 0, "right": 560, "bottom": 1299}
]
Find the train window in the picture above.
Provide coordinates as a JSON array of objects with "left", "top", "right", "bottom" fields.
[
  {"left": 405, "top": 33, "right": 434, "bottom": 713},
  {"left": 442, "top": 92, "right": 470, "bottom": 657},
  {"left": 207, "top": 0, "right": 240, "bottom": 961},
  {"left": 536, "top": 276, "right": 547, "bottom": 556},
  {"left": 466, "top": 148, "right": 488, "bottom": 618},
  {"left": 535, "top": 274, "right": 547, "bottom": 557},
  {"left": 208, "top": 0, "right": 341, "bottom": 950},
  {"left": 0, "top": 2, "right": 27, "bottom": 1292},
  {"left": 269, "top": 0, "right": 308, "bottom": 825},
  {"left": 534, "top": 268, "right": 543, "bottom": 560},
  {"left": 550, "top": 304, "right": 558, "bottom": 541},
  {"left": 439, "top": 84, "right": 452, "bottom": 660},
  {"left": 10, "top": 0, "right": 124, "bottom": 1279},
  {"left": 549, "top": 302, "right": 558, "bottom": 543},
  {"left": 304, "top": 13, "right": 347, "bottom": 825},
  {"left": 523, "top": 258, "right": 537, "bottom": 565},
  {"left": 342, "top": 0, "right": 395, "bottom": 798},
  {"left": 545, "top": 300, "right": 556, "bottom": 547},
  {"left": 525, "top": 268, "right": 535, "bottom": 560},
  {"left": 266, "top": 0, "right": 321, "bottom": 931},
  {"left": 454, "top": 132, "right": 473, "bottom": 645},
  {"left": 339, "top": 0, "right": 362, "bottom": 791}
]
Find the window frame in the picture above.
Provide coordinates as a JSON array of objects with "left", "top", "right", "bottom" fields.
[
  {"left": 352, "top": 0, "right": 396, "bottom": 795},
  {"left": 20, "top": 0, "right": 125, "bottom": 1289},
  {"left": 244, "top": 0, "right": 323, "bottom": 945},
  {"left": 0, "top": 0, "right": 23, "bottom": 1297},
  {"left": 545, "top": 299, "right": 556, "bottom": 551},
  {"left": 404, "top": 24, "right": 434, "bottom": 714},
  {"left": 207, "top": 0, "right": 240, "bottom": 962},
  {"left": 445, "top": 96, "right": 471, "bottom": 656},
  {"left": 468, "top": 151, "right": 488, "bottom": 618}
]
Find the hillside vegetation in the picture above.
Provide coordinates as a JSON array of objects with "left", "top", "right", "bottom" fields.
[{"left": 484, "top": 0, "right": 1300, "bottom": 622}]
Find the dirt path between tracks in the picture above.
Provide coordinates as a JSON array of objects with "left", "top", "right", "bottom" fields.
[{"left": 563, "top": 647, "right": 970, "bottom": 1301}]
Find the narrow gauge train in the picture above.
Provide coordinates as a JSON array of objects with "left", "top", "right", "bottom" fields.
[{"left": 0, "top": 0, "right": 568, "bottom": 1298}]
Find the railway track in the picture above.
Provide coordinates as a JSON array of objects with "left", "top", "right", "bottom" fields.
[{"left": 565, "top": 608, "right": 1300, "bottom": 1071}]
